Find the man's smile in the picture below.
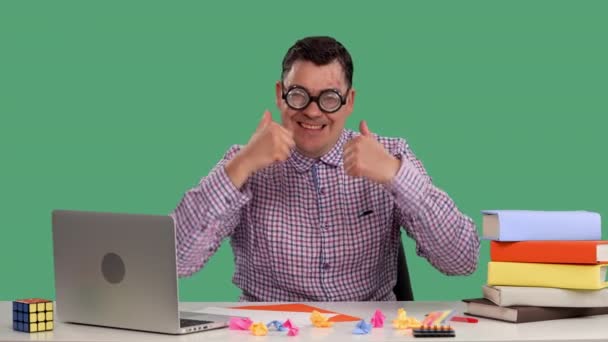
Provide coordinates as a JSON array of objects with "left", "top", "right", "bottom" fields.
[{"left": 297, "top": 122, "right": 327, "bottom": 130}]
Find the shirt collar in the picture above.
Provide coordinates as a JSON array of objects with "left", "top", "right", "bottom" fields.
[{"left": 288, "top": 129, "right": 348, "bottom": 173}]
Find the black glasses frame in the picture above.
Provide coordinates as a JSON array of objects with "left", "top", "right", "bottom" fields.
[{"left": 281, "top": 84, "right": 350, "bottom": 114}]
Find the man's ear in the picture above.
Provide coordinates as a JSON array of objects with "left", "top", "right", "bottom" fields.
[
  {"left": 275, "top": 81, "right": 283, "bottom": 109},
  {"left": 346, "top": 88, "right": 356, "bottom": 113}
]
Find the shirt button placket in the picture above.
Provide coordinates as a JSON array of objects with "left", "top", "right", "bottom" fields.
[{"left": 314, "top": 163, "right": 331, "bottom": 301}]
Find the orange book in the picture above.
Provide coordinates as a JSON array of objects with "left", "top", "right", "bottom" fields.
[{"left": 490, "top": 240, "right": 608, "bottom": 264}]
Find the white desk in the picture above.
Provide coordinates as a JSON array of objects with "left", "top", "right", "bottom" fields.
[{"left": 1, "top": 301, "right": 607, "bottom": 341}]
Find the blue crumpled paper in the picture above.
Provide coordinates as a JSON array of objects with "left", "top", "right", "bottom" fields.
[{"left": 353, "top": 319, "right": 372, "bottom": 334}]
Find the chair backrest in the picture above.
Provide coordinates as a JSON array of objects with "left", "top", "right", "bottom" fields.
[{"left": 393, "top": 234, "right": 414, "bottom": 301}]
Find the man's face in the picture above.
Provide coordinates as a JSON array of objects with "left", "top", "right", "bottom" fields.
[{"left": 276, "top": 60, "right": 355, "bottom": 158}]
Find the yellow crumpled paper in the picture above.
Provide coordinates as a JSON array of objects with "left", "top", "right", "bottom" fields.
[
  {"left": 310, "top": 310, "right": 334, "bottom": 327},
  {"left": 250, "top": 322, "right": 269, "bottom": 336},
  {"left": 392, "top": 308, "right": 421, "bottom": 329}
]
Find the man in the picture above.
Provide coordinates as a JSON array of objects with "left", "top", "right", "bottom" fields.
[{"left": 171, "top": 36, "right": 480, "bottom": 302}]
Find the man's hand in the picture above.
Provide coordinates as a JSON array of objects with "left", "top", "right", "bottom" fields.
[
  {"left": 343, "top": 120, "right": 401, "bottom": 184},
  {"left": 225, "top": 110, "right": 295, "bottom": 188}
]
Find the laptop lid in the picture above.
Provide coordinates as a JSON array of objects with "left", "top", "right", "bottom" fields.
[{"left": 52, "top": 210, "right": 199, "bottom": 334}]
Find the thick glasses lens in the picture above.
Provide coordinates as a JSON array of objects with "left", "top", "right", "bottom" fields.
[
  {"left": 283, "top": 85, "right": 347, "bottom": 113},
  {"left": 285, "top": 88, "right": 309, "bottom": 109},
  {"left": 318, "top": 91, "right": 342, "bottom": 112}
]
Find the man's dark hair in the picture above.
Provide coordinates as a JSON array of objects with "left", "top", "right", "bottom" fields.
[{"left": 281, "top": 36, "right": 354, "bottom": 89}]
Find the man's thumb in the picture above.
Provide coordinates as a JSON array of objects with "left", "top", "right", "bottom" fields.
[
  {"left": 359, "top": 120, "right": 372, "bottom": 137},
  {"left": 256, "top": 110, "right": 273, "bottom": 131}
]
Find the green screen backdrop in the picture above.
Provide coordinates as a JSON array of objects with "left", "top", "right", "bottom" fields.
[{"left": 1, "top": 1, "right": 607, "bottom": 302}]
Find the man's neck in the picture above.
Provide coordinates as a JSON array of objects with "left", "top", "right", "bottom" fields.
[{"left": 296, "top": 134, "right": 342, "bottom": 160}]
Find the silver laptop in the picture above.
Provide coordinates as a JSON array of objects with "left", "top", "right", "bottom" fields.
[{"left": 52, "top": 210, "right": 230, "bottom": 334}]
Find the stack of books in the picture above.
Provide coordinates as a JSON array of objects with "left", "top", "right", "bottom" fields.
[{"left": 464, "top": 210, "right": 608, "bottom": 323}]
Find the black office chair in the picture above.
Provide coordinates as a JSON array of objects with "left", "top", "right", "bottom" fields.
[{"left": 393, "top": 233, "right": 414, "bottom": 301}]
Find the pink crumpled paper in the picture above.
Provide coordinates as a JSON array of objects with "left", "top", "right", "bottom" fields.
[
  {"left": 283, "top": 319, "right": 299, "bottom": 336},
  {"left": 371, "top": 309, "right": 386, "bottom": 328},
  {"left": 229, "top": 317, "right": 253, "bottom": 330}
]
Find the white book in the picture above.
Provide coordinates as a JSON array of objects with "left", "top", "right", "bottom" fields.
[{"left": 483, "top": 285, "right": 608, "bottom": 308}]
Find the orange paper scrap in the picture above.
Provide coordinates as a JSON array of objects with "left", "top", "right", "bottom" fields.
[{"left": 231, "top": 303, "right": 360, "bottom": 322}]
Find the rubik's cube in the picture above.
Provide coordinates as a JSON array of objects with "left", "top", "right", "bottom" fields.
[{"left": 12, "top": 298, "right": 54, "bottom": 332}]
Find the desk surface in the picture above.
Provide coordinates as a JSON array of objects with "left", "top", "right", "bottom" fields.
[{"left": 1, "top": 301, "right": 607, "bottom": 341}]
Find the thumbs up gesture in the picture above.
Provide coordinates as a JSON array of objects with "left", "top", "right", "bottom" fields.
[
  {"left": 225, "top": 110, "right": 295, "bottom": 189},
  {"left": 343, "top": 120, "right": 401, "bottom": 184},
  {"left": 242, "top": 110, "right": 296, "bottom": 173}
]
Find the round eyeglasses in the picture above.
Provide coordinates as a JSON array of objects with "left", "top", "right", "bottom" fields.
[{"left": 282, "top": 85, "right": 349, "bottom": 114}]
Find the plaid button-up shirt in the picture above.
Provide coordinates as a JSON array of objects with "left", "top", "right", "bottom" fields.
[{"left": 171, "top": 129, "right": 480, "bottom": 301}]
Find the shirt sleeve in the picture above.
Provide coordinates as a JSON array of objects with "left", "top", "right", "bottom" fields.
[
  {"left": 170, "top": 145, "right": 252, "bottom": 277},
  {"left": 383, "top": 139, "right": 480, "bottom": 276}
]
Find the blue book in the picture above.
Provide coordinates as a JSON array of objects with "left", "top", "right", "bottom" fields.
[{"left": 482, "top": 210, "right": 601, "bottom": 241}]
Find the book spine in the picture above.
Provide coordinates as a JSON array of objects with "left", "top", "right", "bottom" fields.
[
  {"left": 497, "top": 212, "right": 601, "bottom": 241},
  {"left": 483, "top": 286, "right": 608, "bottom": 307},
  {"left": 489, "top": 241, "right": 598, "bottom": 264},
  {"left": 487, "top": 262, "right": 607, "bottom": 290},
  {"left": 499, "top": 226, "right": 601, "bottom": 241}
]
